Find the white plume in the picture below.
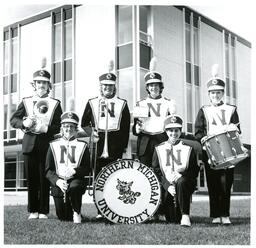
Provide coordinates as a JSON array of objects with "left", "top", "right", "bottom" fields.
[
  {"left": 108, "top": 60, "right": 114, "bottom": 72},
  {"left": 211, "top": 64, "right": 219, "bottom": 78},
  {"left": 149, "top": 57, "right": 157, "bottom": 72},
  {"left": 67, "top": 97, "right": 75, "bottom": 111},
  {"left": 41, "top": 56, "right": 47, "bottom": 69}
]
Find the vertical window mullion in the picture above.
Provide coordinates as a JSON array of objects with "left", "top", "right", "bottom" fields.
[
  {"left": 7, "top": 27, "right": 12, "bottom": 141},
  {"left": 190, "top": 13, "right": 195, "bottom": 133},
  {"left": 72, "top": 5, "right": 75, "bottom": 99},
  {"left": 61, "top": 8, "right": 65, "bottom": 110}
]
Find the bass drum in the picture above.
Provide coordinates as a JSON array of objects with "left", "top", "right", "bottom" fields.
[{"left": 93, "top": 159, "right": 161, "bottom": 224}]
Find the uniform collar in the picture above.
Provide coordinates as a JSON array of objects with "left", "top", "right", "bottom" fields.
[
  {"left": 211, "top": 100, "right": 224, "bottom": 107},
  {"left": 63, "top": 136, "right": 76, "bottom": 141},
  {"left": 148, "top": 94, "right": 162, "bottom": 100}
]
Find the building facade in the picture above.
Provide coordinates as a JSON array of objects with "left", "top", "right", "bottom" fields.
[{"left": 2, "top": 5, "right": 251, "bottom": 192}]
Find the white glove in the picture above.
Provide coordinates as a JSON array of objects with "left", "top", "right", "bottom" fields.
[
  {"left": 23, "top": 117, "right": 35, "bottom": 128},
  {"left": 226, "top": 123, "right": 239, "bottom": 132},
  {"left": 56, "top": 179, "right": 68, "bottom": 193},
  {"left": 168, "top": 185, "right": 176, "bottom": 196},
  {"left": 33, "top": 123, "right": 48, "bottom": 133},
  {"left": 176, "top": 166, "right": 185, "bottom": 174},
  {"left": 169, "top": 172, "right": 182, "bottom": 183},
  {"left": 92, "top": 131, "right": 99, "bottom": 143},
  {"left": 64, "top": 167, "right": 76, "bottom": 178},
  {"left": 135, "top": 119, "right": 144, "bottom": 134}
]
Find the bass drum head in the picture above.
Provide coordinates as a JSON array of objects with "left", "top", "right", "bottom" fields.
[{"left": 94, "top": 159, "right": 161, "bottom": 224}]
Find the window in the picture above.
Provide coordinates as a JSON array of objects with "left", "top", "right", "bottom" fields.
[
  {"left": 117, "top": 43, "right": 133, "bottom": 69},
  {"left": 184, "top": 12, "right": 201, "bottom": 134},
  {"left": 117, "top": 6, "right": 132, "bottom": 44},
  {"left": 52, "top": 7, "right": 73, "bottom": 111}
]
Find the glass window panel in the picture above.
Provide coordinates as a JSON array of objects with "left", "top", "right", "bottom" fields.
[
  {"left": 140, "top": 69, "right": 148, "bottom": 100},
  {"left": 4, "top": 131, "right": 7, "bottom": 140},
  {"left": 195, "top": 86, "right": 200, "bottom": 113},
  {"left": 186, "top": 62, "right": 191, "bottom": 84},
  {"left": 118, "top": 68, "right": 133, "bottom": 111},
  {"left": 10, "top": 130, "right": 16, "bottom": 139},
  {"left": 12, "top": 38, "right": 18, "bottom": 73},
  {"left": 64, "top": 59, "right": 72, "bottom": 82},
  {"left": 4, "top": 31, "right": 9, "bottom": 41},
  {"left": 3, "top": 76, "right": 8, "bottom": 95},
  {"left": 185, "top": 12, "right": 190, "bottom": 24},
  {"left": 193, "top": 16, "right": 198, "bottom": 28},
  {"left": 53, "top": 83, "right": 62, "bottom": 101},
  {"left": 4, "top": 157, "right": 16, "bottom": 188},
  {"left": 185, "top": 24, "right": 191, "bottom": 62},
  {"left": 193, "top": 28, "right": 199, "bottom": 65},
  {"left": 54, "top": 23, "right": 61, "bottom": 61},
  {"left": 186, "top": 84, "right": 192, "bottom": 122},
  {"left": 4, "top": 42, "right": 9, "bottom": 74},
  {"left": 53, "top": 62, "right": 61, "bottom": 83},
  {"left": 231, "top": 37, "right": 235, "bottom": 47},
  {"left": 194, "top": 65, "right": 199, "bottom": 86},
  {"left": 187, "top": 123, "right": 193, "bottom": 133},
  {"left": 10, "top": 102, "right": 17, "bottom": 116},
  {"left": 64, "top": 20, "right": 72, "bottom": 59},
  {"left": 225, "top": 33, "right": 229, "bottom": 44},
  {"left": 139, "top": 6, "right": 148, "bottom": 33},
  {"left": 4, "top": 105, "right": 8, "bottom": 129},
  {"left": 226, "top": 77, "right": 230, "bottom": 97},
  {"left": 17, "top": 160, "right": 26, "bottom": 188},
  {"left": 54, "top": 12, "right": 61, "bottom": 24},
  {"left": 231, "top": 47, "right": 236, "bottom": 79},
  {"left": 232, "top": 80, "right": 237, "bottom": 99},
  {"left": 140, "top": 43, "right": 152, "bottom": 69},
  {"left": 118, "top": 6, "right": 133, "bottom": 44},
  {"left": 64, "top": 81, "right": 72, "bottom": 111},
  {"left": 117, "top": 43, "right": 133, "bottom": 69},
  {"left": 225, "top": 44, "right": 229, "bottom": 77},
  {"left": 11, "top": 28, "right": 18, "bottom": 38},
  {"left": 64, "top": 8, "right": 72, "bottom": 20},
  {"left": 11, "top": 74, "right": 17, "bottom": 93}
]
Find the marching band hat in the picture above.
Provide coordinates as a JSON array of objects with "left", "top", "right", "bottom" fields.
[
  {"left": 207, "top": 64, "right": 225, "bottom": 91},
  {"left": 144, "top": 71, "right": 163, "bottom": 85},
  {"left": 164, "top": 115, "right": 183, "bottom": 129},
  {"left": 61, "top": 111, "right": 79, "bottom": 125},
  {"left": 207, "top": 78, "right": 225, "bottom": 91},
  {"left": 33, "top": 69, "right": 51, "bottom": 82},
  {"left": 144, "top": 57, "right": 163, "bottom": 86},
  {"left": 99, "top": 72, "right": 116, "bottom": 85}
]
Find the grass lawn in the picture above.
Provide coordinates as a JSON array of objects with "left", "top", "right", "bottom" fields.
[{"left": 4, "top": 198, "right": 250, "bottom": 245}]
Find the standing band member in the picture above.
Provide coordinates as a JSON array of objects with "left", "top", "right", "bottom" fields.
[
  {"left": 132, "top": 57, "right": 176, "bottom": 167},
  {"left": 81, "top": 61, "right": 130, "bottom": 218},
  {"left": 195, "top": 64, "right": 241, "bottom": 225},
  {"left": 10, "top": 58, "right": 62, "bottom": 219},
  {"left": 132, "top": 58, "right": 176, "bottom": 219},
  {"left": 46, "top": 112, "right": 90, "bottom": 223},
  {"left": 152, "top": 115, "right": 199, "bottom": 226}
]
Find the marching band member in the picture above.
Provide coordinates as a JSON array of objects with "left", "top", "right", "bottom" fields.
[
  {"left": 81, "top": 61, "right": 130, "bottom": 219},
  {"left": 46, "top": 112, "right": 90, "bottom": 223},
  {"left": 132, "top": 58, "right": 176, "bottom": 220},
  {"left": 10, "top": 58, "right": 62, "bottom": 220},
  {"left": 194, "top": 64, "right": 241, "bottom": 225},
  {"left": 132, "top": 57, "right": 176, "bottom": 167},
  {"left": 152, "top": 115, "right": 199, "bottom": 226}
]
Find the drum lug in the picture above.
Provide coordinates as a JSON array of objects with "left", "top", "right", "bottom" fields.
[
  {"left": 215, "top": 137, "right": 220, "bottom": 144},
  {"left": 226, "top": 132, "right": 231, "bottom": 138},
  {"left": 232, "top": 147, "right": 237, "bottom": 157},
  {"left": 220, "top": 151, "right": 226, "bottom": 161}
]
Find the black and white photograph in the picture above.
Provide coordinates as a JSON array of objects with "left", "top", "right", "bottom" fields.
[{"left": 1, "top": 0, "right": 255, "bottom": 246}]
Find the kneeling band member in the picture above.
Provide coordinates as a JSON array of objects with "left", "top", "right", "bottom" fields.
[
  {"left": 46, "top": 112, "right": 90, "bottom": 223},
  {"left": 152, "top": 115, "right": 199, "bottom": 226}
]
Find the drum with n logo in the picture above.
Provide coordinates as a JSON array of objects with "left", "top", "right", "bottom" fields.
[
  {"left": 201, "top": 127, "right": 248, "bottom": 169},
  {"left": 93, "top": 159, "right": 161, "bottom": 224}
]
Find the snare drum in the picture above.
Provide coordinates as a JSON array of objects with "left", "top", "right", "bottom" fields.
[
  {"left": 202, "top": 128, "right": 248, "bottom": 170},
  {"left": 94, "top": 159, "right": 161, "bottom": 224}
]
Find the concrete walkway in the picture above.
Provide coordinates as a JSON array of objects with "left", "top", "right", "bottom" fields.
[{"left": 4, "top": 191, "right": 250, "bottom": 206}]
